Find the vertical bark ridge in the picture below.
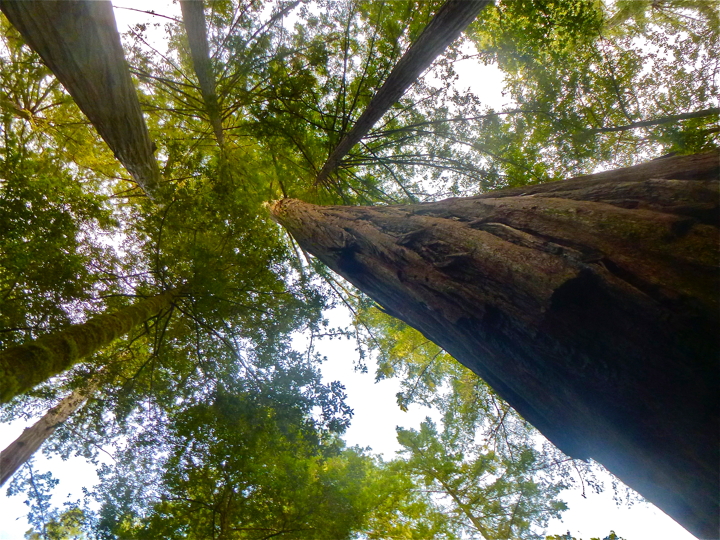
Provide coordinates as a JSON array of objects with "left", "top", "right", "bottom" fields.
[
  {"left": 270, "top": 151, "right": 720, "bottom": 539},
  {"left": 315, "top": 0, "right": 490, "bottom": 187},
  {"left": 0, "top": 0, "right": 162, "bottom": 196},
  {"left": 0, "top": 289, "right": 180, "bottom": 404},
  {"left": 180, "top": 0, "right": 225, "bottom": 146}
]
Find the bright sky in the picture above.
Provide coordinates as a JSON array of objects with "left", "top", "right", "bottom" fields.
[
  {"left": 0, "top": 3, "right": 701, "bottom": 540},
  {"left": 314, "top": 308, "right": 698, "bottom": 540}
]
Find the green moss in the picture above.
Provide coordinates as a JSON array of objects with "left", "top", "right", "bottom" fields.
[{"left": 0, "top": 290, "right": 177, "bottom": 403}]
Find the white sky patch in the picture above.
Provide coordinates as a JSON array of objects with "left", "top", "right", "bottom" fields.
[
  {"left": 454, "top": 41, "right": 511, "bottom": 111},
  {"left": 112, "top": 1, "right": 181, "bottom": 39},
  {"left": 308, "top": 305, "right": 441, "bottom": 459}
]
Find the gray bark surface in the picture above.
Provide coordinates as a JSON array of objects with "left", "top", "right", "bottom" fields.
[
  {"left": 0, "top": 0, "right": 161, "bottom": 196},
  {"left": 271, "top": 151, "right": 720, "bottom": 539}
]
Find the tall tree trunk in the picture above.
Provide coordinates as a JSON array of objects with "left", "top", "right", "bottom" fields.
[
  {"left": 0, "top": 375, "right": 100, "bottom": 487},
  {"left": 180, "top": 0, "right": 224, "bottom": 146},
  {"left": 270, "top": 151, "right": 720, "bottom": 540},
  {"left": 585, "top": 107, "right": 720, "bottom": 135},
  {"left": 0, "top": 289, "right": 180, "bottom": 404},
  {"left": 0, "top": 0, "right": 161, "bottom": 197},
  {"left": 315, "top": 0, "right": 490, "bottom": 187}
]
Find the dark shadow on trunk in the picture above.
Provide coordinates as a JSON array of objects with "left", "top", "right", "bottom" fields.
[{"left": 271, "top": 151, "right": 720, "bottom": 540}]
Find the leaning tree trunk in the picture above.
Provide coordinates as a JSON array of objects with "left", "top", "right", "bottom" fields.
[
  {"left": 270, "top": 151, "right": 720, "bottom": 540},
  {"left": 180, "top": 0, "right": 225, "bottom": 146},
  {"left": 315, "top": 0, "right": 490, "bottom": 187},
  {"left": 585, "top": 107, "right": 720, "bottom": 135},
  {"left": 0, "top": 289, "right": 180, "bottom": 404},
  {"left": 0, "top": 0, "right": 161, "bottom": 196},
  {"left": 0, "top": 374, "right": 101, "bottom": 487}
]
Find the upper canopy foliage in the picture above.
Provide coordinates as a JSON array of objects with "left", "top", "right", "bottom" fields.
[{"left": 0, "top": 0, "right": 716, "bottom": 538}]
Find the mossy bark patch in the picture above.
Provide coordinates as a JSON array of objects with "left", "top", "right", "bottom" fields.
[{"left": 0, "top": 290, "right": 177, "bottom": 404}]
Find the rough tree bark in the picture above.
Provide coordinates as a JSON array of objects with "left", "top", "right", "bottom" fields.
[
  {"left": 180, "top": 0, "right": 224, "bottom": 146},
  {"left": 0, "top": 375, "right": 100, "bottom": 487},
  {"left": 315, "top": 0, "right": 490, "bottom": 187},
  {"left": 0, "top": 0, "right": 161, "bottom": 196},
  {"left": 0, "top": 289, "right": 180, "bottom": 404},
  {"left": 270, "top": 151, "right": 720, "bottom": 540}
]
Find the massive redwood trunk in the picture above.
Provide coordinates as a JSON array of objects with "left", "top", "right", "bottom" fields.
[
  {"left": 315, "top": 0, "right": 490, "bottom": 186},
  {"left": 0, "top": 0, "right": 161, "bottom": 196},
  {"left": 270, "top": 151, "right": 720, "bottom": 540},
  {"left": 0, "top": 289, "right": 180, "bottom": 404}
]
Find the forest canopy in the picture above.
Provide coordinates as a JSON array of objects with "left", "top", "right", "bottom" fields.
[{"left": 0, "top": 0, "right": 717, "bottom": 538}]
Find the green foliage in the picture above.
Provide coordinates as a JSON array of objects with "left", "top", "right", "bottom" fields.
[
  {"left": 0, "top": 145, "right": 116, "bottom": 348},
  {"left": 2, "top": 0, "right": 710, "bottom": 536},
  {"left": 0, "top": 19, "right": 123, "bottom": 350},
  {"left": 24, "top": 508, "right": 87, "bottom": 540},
  {"left": 459, "top": 0, "right": 719, "bottom": 186},
  {"left": 74, "top": 373, "right": 378, "bottom": 540},
  {"left": 606, "top": 0, "right": 718, "bottom": 35},
  {"left": 360, "top": 304, "right": 453, "bottom": 408},
  {"left": 395, "top": 417, "right": 567, "bottom": 539},
  {"left": 546, "top": 531, "right": 627, "bottom": 540}
]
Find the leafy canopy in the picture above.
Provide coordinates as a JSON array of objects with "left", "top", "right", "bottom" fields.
[{"left": 2, "top": 0, "right": 716, "bottom": 538}]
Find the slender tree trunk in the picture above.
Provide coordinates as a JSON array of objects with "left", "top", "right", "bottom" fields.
[
  {"left": 315, "top": 0, "right": 490, "bottom": 187},
  {"left": 425, "top": 467, "right": 493, "bottom": 539},
  {"left": 585, "top": 107, "right": 720, "bottom": 135},
  {"left": 0, "top": 0, "right": 161, "bottom": 196},
  {"left": 0, "top": 289, "right": 179, "bottom": 404},
  {"left": 270, "top": 151, "right": 720, "bottom": 540},
  {"left": 0, "top": 95, "right": 34, "bottom": 122},
  {"left": 180, "top": 0, "right": 224, "bottom": 146},
  {"left": 0, "top": 376, "right": 100, "bottom": 487}
]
